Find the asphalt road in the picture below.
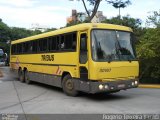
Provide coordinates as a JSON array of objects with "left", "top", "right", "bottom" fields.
[{"left": 0, "top": 67, "right": 160, "bottom": 115}]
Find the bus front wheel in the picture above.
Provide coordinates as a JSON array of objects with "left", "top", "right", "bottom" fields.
[{"left": 62, "top": 74, "right": 78, "bottom": 97}]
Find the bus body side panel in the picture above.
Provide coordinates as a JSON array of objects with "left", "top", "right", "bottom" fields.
[{"left": 10, "top": 52, "right": 79, "bottom": 88}]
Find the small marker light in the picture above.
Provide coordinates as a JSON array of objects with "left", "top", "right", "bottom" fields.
[{"left": 104, "top": 85, "right": 109, "bottom": 89}]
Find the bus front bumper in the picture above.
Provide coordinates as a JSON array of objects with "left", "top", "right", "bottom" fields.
[{"left": 74, "top": 79, "right": 139, "bottom": 94}]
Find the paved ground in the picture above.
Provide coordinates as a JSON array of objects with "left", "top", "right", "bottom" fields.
[{"left": 0, "top": 67, "right": 160, "bottom": 114}]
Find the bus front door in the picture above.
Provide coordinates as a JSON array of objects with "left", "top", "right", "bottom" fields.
[{"left": 79, "top": 32, "right": 89, "bottom": 81}]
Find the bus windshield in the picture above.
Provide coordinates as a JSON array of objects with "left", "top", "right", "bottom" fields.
[{"left": 91, "top": 29, "right": 136, "bottom": 62}]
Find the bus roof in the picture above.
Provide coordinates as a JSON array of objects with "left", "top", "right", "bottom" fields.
[{"left": 11, "top": 23, "right": 132, "bottom": 44}]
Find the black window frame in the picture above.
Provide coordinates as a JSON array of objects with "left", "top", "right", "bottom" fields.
[{"left": 11, "top": 31, "right": 77, "bottom": 55}]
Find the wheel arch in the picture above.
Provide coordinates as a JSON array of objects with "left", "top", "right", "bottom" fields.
[
  {"left": 23, "top": 67, "right": 27, "bottom": 72},
  {"left": 61, "top": 71, "right": 71, "bottom": 81}
]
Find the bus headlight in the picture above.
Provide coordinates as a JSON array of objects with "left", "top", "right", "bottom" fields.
[
  {"left": 135, "top": 81, "right": 138, "bottom": 85},
  {"left": 99, "top": 84, "right": 103, "bottom": 90}
]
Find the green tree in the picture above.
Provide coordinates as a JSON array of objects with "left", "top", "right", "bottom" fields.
[
  {"left": 73, "top": 0, "right": 131, "bottom": 22},
  {"left": 0, "top": 18, "right": 11, "bottom": 42},
  {"left": 137, "top": 10, "right": 160, "bottom": 83},
  {"left": 0, "top": 19, "right": 11, "bottom": 54},
  {"left": 102, "top": 15, "right": 142, "bottom": 30},
  {"left": 43, "top": 28, "right": 57, "bottom": 32},
  {"left": 137, "top": 28, "right": 160, "bottom": 82},
  {"left": 146, "top": 10, "right": 160, "bottom": 28},
  {"left": 10, "top": 27, "right": 41, "bottom": 41},
  {"left": 107, "top": 0, "right": 131, "bottom": 19},
  {"left": 0, "top": 19, "right": 42, "bottom": 54}
]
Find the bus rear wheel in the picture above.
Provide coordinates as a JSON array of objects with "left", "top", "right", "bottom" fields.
[
  {"left": 24, "top": 70, "right": 31, "bottom": 84},
  {"left": 62, "top": 74, "right": 78, "bottom": 96},
  {"left": 19, "top": 69, "right": 24, "bottom": 82}
]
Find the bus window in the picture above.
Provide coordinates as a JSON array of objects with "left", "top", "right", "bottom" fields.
[
  {"left": 72, "top": 33, "right": 77, "bottom": 50},
  {"left": 17, "top": 43, "right": 23, "bottom": 54},
  {"left": 65, "top": 34, "right": 72, "bottom": 50},
  {"left": 11, "top": 44, "right": 16, "bottom": 54},
  {"left": 32, "top": 40, "right": 38, "bottom": 53},
  {"left": 49, "top": 36, "right": 57, "bottom": 51},
  {"left": 39, "top": 38, "right": 48, "bottom": 52},
  {"left": 23, "top": 42, "right": 31, "bottom": 53},
  {"left": 60, "top": 35, "right": 65, "bottom": 49},
  {"left": 65, "top": 32, "right": 77, "bottom": 51},
  {"left": 80, "top": 33, "right": 87, "bottom": 64}
]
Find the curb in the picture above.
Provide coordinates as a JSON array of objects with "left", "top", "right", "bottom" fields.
[{"left": 139, "top": 84, "right": 160, "bottom": 89}]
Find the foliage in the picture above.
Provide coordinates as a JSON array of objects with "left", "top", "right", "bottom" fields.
[
  {"left": 0, "top": 19, "right": 10, "bottom": 42},
  {"left": 10, "top": 27, "right": 41, "bottom": 41},
  {"left": 0, "top": 18, "right": 42, "bottom": 54},
  {"left": 44, "top": 28, "right": 57, "bottom": 32},
  {"left": 106, "top": 0, "right": 131, "bottom": 19},
  {"left": 106, "top": 0, "right": 131, "bottom": 8},
  {"left": 136, "top": 10, "right": 160, "bottom": 81},
  {"left": 102, "top": 15, "right": 142, "bottom": 30},
  {"left": 146, "top": 10, "right": 160, "bottom": 28},
  {"left": 137, "top": 28, "right": 160, "bottom": 80}
]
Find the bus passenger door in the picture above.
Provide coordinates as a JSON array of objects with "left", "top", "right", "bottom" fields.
[{"left": 79, "top": 32, "right": 88, "bottom": 81}]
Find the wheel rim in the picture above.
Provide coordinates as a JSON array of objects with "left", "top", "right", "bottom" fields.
[{"left": 65, "top": 79, "right": 74, "bottom": 90}]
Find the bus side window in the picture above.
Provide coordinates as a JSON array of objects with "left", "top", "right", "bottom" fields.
[
  {"left": 17, "top": 43, "right": 22, "bottom": 54},
  {"left": 12, "top": 44, "right": 17, "bottom": 54},
  {"left": 24, "top": 42, "right": 29, "bottom": 53},
  {"left": 80, "top": 33, "right": 87, "bottom": 64},
  {"left": 65, "top": 34, "right": 72, "bottom": 50},
  {"left": 39, "top": 38, "right": 48, "bottom": 52},
  {"left": 32, "top": 40, "right": 38, "bottom": 53},
  {"left": 60, "top": 35, "right": 65, "bottom": 49},
  {"left": 64, "top": 32, "right": 77, "bottom": 51},
  {"left": 72, "top": 32, "right": 77, "bottom": 50}
]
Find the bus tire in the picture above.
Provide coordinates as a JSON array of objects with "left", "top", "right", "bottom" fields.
[
  {"left": 18, "top": 69, "right": 22, "bottom": 80},
  {"left": 19, "top": 70, "right": 25, "bottom": 82},
  {"left": 24, "top": 70, "right": 31, "bottom": 84},
  {"left": 62, "top": 74, "right": 78, "bottom": 97}
]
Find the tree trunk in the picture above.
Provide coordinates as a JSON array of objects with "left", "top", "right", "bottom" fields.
[{"left": 82, "top": 0, "right": 101, "bottom": 22}]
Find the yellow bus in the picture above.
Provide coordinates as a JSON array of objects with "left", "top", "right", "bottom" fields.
[{"left": 10, "top": 23, "right": 139, "bottom": 96}]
